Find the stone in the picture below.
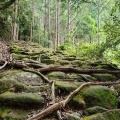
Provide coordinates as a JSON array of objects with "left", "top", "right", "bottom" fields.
[
  {"left": 47, "top": 72, "right": 66, "bottom": 80},
  {"left": 82, "top": 109, "right": 120, "bottom": 120},
  {"left": 65, "top": 112, "right": 81, "bottom": 120},
  {"left": 55, "top": 81, "right": 84, "bottom": 94},
  {"left": 73, "top": 85, "right": 118, "bottom": 109},
  {"left": 0, "top": 92, "right": 44, "bottom": 108},
  {"left": 92, "top": 74, "right": 116, "bottom": 82},
  {"left": 84, "top": 106, "right": 108, "bottom": 115}
]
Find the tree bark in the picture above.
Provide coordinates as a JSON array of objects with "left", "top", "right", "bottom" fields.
[{"left": 39, "top": 66, "right": 120, "bottom": 74}]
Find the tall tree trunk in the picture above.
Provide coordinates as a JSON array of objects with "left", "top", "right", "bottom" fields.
[
  {"left": 44, "top": 0, "right": 47, "bottom": 46},
  {"left": 48, "top": 0, "right": 50, "bottom": 46},
  {"left": 97, "top": 0, "right": 101, "bottom": 45},
  {"left": 67, "top": 0, "right": 70, "bottom": 40},
  {"left": 13, "top": 0, "right": 18, "bottom": 41},
  {"left": 30, "top": 0, "right": 34, "bottom": 42},
  {"left": 38, "top": 18, "right": 41, "bottom": 44}
]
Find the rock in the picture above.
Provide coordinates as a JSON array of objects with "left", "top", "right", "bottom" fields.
[
  {"left": 0, "top": 107, "right": 30, "bottom": 120},
  {"left": 0, "top": 92, "right": 44, "bottom": 108},
  {"left": 92, "top": 74, "right": 116, "bottom": 82},
  {"left": 47, "top": 72, "right": 66, "bottom": 80},
  {"left": 82, "top": 109, "right": 120, "bottom": 120},
  {"left": 84, "top": 106, "right": 108, "bottom": 115},
  {"left": 73, "top": 85, "right": 118, "bottom": 109},
  {"left": 79, "top": 74, "right": 96, "bottom": 81},
  {"left": 41, "top": 59, "right": 55, "bottom": 65},
  {"left": 58, "top": 60, "right": 71, "bottom": 65},
  {"left": 55, "top": 81, "right": 84, "bottom": 94},
  {"left": 65, "top": 112, "right": 81, "bottom": 120}
]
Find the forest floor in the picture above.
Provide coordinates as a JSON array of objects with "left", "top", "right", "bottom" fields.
[{"left": 0, "top": 40, "right": 120, "bottom": 120}]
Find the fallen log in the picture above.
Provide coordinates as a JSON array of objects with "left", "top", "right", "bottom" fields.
[
  {"left": 27, "top": 81, "right": 120, "bottom": 120},
  {"left": 39, "top": 66, "right": 120, "bottom": 74}
]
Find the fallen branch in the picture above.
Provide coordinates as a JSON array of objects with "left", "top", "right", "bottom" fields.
[
  {"left": 23, "top": 68, "right": 51, "bottom": 83},
  {"left": 39, "top": 66, "right": 120, "bottom": 74},
  {"left": 27, "top": 81, "right": 120, "bottom": 120},
  {"left": 0, "top": 61, "right": 8, "bottom": 69}
]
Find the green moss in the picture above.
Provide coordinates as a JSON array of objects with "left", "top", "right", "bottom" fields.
[
  {"left": 58, "top": 60, "right": 71, "bottom": 65},
  {"left": 0, "top": 107, "right": 31, "bottom": 120},
  {"left": 72, "top": 94, "right": 86, "bottom": 109},
  {"left": 0, "top": 92, "right": 44, "bottom": 108},
  {"left": 83, "top": 109, "right": 120, "bottom": 120},
  {"left": 92, "top": 74, "right": 116, "bottom": 82},
  {"left": 55, "top": 81, "right": 83, "bottom": 94},
  {"left": 41, "top": 59, "right": 55, "bottom": 65},
  {"left": 12, "top": 53, "right": 28, "bottom": 60},
  {"left": 15, "top": 82, "right": 48, "bottom": 93},
  {"left": 84, "top": 106, "right": 108, "bottom": 115},
  {"left": 47, "top": 72, "right": 65, "bottom": 80},
  {"left": 73, "top": 86, "right": 118, "bottom": 109}
]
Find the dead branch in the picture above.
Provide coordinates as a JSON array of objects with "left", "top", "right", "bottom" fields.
[
  {"left": 39, "top": 66, "right": 120, "bottom": 74},
  {"left": 27, "top": 81, "right": 120, "bottom": 120},
  {"left": 0, "top": 61, "right": 8, "bottom": 69},
  {"left": 23, "top": 68, "right": 51, "bottom": 83}
]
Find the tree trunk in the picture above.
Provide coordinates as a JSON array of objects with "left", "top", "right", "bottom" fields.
[
  {"left": 30, "top": 0, "right": 34, "bottom": 42},
  {"left": 13, "top": 0, "right": 18, "bottom": 41},
  {"left": 68, "top": 0, "right": 70, "bottom": 40},
  {"left": 97, "top": 0, "right": 101, "bottom": 45}
]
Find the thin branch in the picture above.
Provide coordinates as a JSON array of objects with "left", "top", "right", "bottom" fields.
[{"left": 0, "top": 61, "right": 8, "bottom": 69}]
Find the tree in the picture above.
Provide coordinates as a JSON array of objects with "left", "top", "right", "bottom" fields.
[{"left": 0, "top": 0, "right": 17, "bottom": 10}]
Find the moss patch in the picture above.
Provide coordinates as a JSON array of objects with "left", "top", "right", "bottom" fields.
[
  {"left": 82, "top": 109, "right": 120, "bottom": 120},
  {"left": 92, "top": 74, "right": 116, "bottom": 82},
  {"left": 0, "top": 92, "right": 44, "bottom": 108},
  {"left": 73, "top": 86, "right": 118, "bottom": 109}
]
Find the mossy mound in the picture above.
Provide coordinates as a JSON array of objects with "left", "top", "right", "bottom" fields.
[
  {"left": 0, "top": 107, "right": 30, "bottom": 120},
  {"left": 58, "top": 60, "right": 71, "bottom": 65},
  {"left": 47, "top": 72, "right": 66, "bottom": 80},
  {"left": 84, "top": 106, "right": 108, "bottom": 116},
  {"left": 73, "top": 86, "right": 118, "bottom": 109},
  {"left": 0, "top": 92, "right": 44, "bottom": 108},
  {"left": 41, "top": 59, "right": 55, "bottom": 65},
  {"left": 82, "top": 109, "right": 120, "bottom": 120},
  {"left": 55, "top": 81, "right": 84, "bottom": 94},
  {"left": 92, "top": 74, "right": 116, "bottom": 82}
]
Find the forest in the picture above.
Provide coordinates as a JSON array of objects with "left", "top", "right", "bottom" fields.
[{"left": 0, "top": 0, "right": 120, "bottom": 120}]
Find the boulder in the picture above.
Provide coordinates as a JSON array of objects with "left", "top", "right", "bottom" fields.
[
  {"left": 65, "top": 112, "right": 81, "bottom": 120},
  {"left": 0, "top": 92, "right": 44, "bottom": 108},
  {"left": 73, "top": 85, "right": 118, "bottom": 109},
  {"left": 92, "top": 74, "right": 116, "bottom": 82},
  {"left": 82, "top": 109, "right": 120, "bottom": 120}
]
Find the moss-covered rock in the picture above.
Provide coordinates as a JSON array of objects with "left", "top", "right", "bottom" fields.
[
  {"left": 12, "top": 53, "right": 29, "bottom": 60},
  {"left": 0, "top": 92, "right": 44, "bottom": 108},
  {"left": 55, "top": 81, "right": 84, "bottom": 94},
  {"left": 41, "top": 59, "right": 55, "bottom": 65},
  {"left": 47, "top": 72, "right": 66, "bottom": 80},
  {"left": 84, "top": 106, "right": 108, "bottom": 116},
  {"left": 82, "top": 109, "right": 120, "bottom": 120},
  {"left": 92, "top": 74, "right": 116, "bottom": 82},
  {"left": 59, "top": 60, "right": 71, "bottom": 65},
  {"left": 0, "top": 107, "right": 31, "bottom": 120},
  {"left": 73, "top": 86, "right": 118, "bottom": 109}
]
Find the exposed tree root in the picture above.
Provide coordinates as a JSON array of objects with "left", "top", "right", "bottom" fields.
[
  {"left": 27, "top": 81, "right": 120, "bottom": 120},
  {"left": 39, "top": 66, "right": 120, "bottom": 74},
  {"left": 0, "top": 61, "right": 8, "bottom": 69}
]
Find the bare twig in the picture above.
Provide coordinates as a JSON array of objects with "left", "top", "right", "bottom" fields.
[{"left": 0, "top": 61, "right": 8, "bottom": 69}]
